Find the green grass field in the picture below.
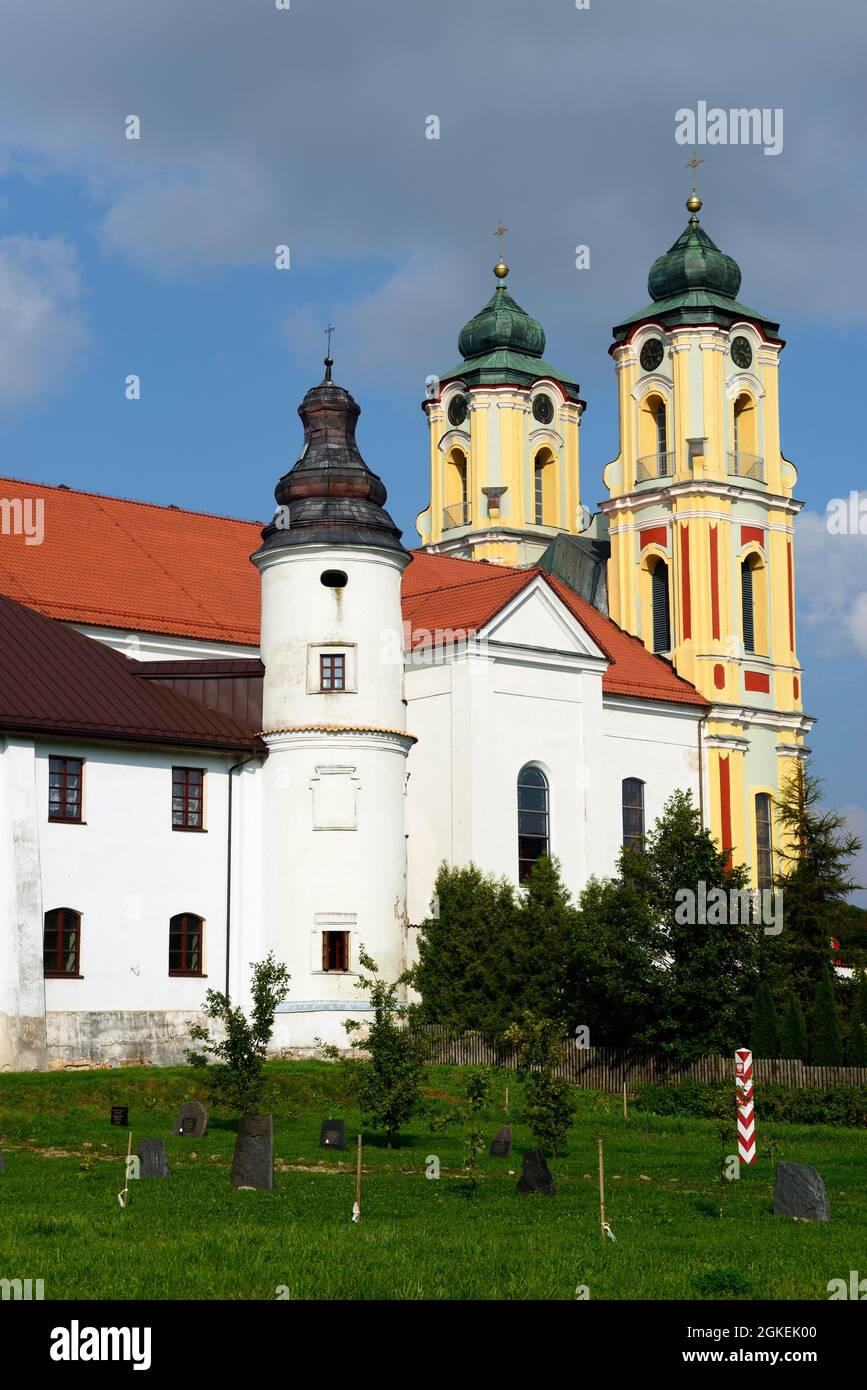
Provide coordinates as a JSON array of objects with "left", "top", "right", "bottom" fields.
[{"left": 0, "top": 1062, "right": 863, "bottom": 1300}]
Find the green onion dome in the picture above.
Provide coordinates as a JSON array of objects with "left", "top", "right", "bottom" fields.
[
  {"left": 458, "top": 284, "right": 546, "bottom": 360},
  {"left": 647, "top": 206, "right": 742, "bottom": 303}
]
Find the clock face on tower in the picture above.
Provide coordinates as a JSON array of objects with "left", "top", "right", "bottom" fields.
[
  {"left": 448, "top": 394, "right": 468, "bottom": 427},
  {"left": 731, "top": 336, "right": 753, "bottom": 369},
  {"left": 532, "top": 394, "right": 554, "bottom": 424},
  {"left": 639, "top": 338, "right": 665, "bottom": 372}
]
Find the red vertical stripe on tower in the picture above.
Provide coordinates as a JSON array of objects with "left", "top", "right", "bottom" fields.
[
  {"left": 787, "top": 540, "right": 795, "bottom": 651},
  {"left": 680, "top": 523, "right": 691, "bottom": 640},
  {"left": 710, "top": 525, "right": 720, "bottom": 641},
  {"left": 719, "top": 754, "right": 733, "bottom": 870}
]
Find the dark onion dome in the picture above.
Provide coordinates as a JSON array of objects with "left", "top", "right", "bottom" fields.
[
  {"left": 612, "top": 196, "right": 781, "bottom": 343},
  {"left": 439, "top": 267, "right": 583, "bottom": 404},
  {"left": 255, "top": 358, "right": 406, "bottom": 555},
  {"left": 458, "top": 284, "right": 546, "bottom": 359}
]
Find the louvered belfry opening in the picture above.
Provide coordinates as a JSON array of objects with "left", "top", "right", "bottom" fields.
[
  {"left": 741, "top": 559, "right": 756, "bottom": 653},
  {"left": 651, "top": 560, "right": 671, "bottom": 653}
]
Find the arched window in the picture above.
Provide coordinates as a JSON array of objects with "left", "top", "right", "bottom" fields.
[
  {"left": 654, "top": 400, "right": 668, "bottom": 469},
  {"left": 533, "top": 448, "right": 556, "bottom": 526},
  {"left": 517, "top": 765, "right": 549, "bottom": 882},
  {"left": 44, "top": 908, "right": 81, "bottom": 977},
  {"left": 443, "top": 449, "right": 469, "bottom": 529},
  {"left": 741, "top": 557, "right": 756, "bottom": 653},
  {"left": 622, "top": 779, "right": 645, "bottom": 851},
  {"left": 755, "top": 793, "right": 774, "bottom": 891},
  {"left": 650, "top": 559, "right": 671, "bottom": 653},
  {"left": 169, "top": 913, "right": 204, "bottom": 976},
  {"left": 534, "top": 458, "right": 545, "bottom": 524}
]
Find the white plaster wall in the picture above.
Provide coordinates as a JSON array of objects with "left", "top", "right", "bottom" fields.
[
  {"left": 0, "top": 738, "right": 47, "bottom": 1070},
  {"left": 256, "top": 545, "right": 408, "bottom": 733},
  {"left": 37, "top": 742, "right": 237, "bottom": 1019}
]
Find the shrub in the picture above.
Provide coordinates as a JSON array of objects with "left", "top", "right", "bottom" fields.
[
  {"left": 634, "top": 1077, "right": 867, "bottom": 1127},
  {"left": 186, "top": 953, "right": 291, "bottom": 1116}
]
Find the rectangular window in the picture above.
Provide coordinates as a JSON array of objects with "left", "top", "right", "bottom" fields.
[
  {"left": 48, "top": 757, "right": 83, "bottom": 823},
  {"left": 172, "top": 768, "right": 205, "bottom": 830},
  {"left": 320, "top": 653, "right": 346, "bottom": 692},
  {"left": 534, "top": 463, "right": 544, "bottom": 526},
  {"left": 43, "top": 909, "right": 81, "bottom": 977},
  {"left": 756, "top": 793, "right": 774, "bottom": 892},
  {"left": 322, "top": 931, "right": 350, "bottom": 972}
]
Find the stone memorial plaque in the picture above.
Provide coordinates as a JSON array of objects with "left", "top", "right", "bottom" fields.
[
  {"left": 230, "top": 1114, "right": 274, "bottom": 1191},
  {"left": 319, "top": 1119, "right": 347, "bottom": 1151},
  {"left": 489, "top": 1125, "right": 512, "bottom": 1158},
  {"left": 110, "top": 1105, "right": 129, "bottom": 1126},
  {"left": 138, "top": 1139, "right": 171, "bottom": 1178},
  {"left": 516, "top": 1148, "right": 555, "bottom": 1196},
  {"left": 773, "top": 1161, "right": 830, "bottom": 1222},
  {"left": 172, "top": 1101, "right": 208, "bottom": 1138}
]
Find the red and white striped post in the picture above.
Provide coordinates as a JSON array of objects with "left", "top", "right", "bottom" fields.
[{"left": 735, "top": 1048, "right": 756, "bottom": 1165}]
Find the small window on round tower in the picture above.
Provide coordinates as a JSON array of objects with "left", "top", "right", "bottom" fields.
[{"left": 321, "top": 569, "right": 348, "bottom": 589}]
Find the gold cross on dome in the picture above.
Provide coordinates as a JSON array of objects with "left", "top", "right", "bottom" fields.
[{"left": 685, "top": 150, "right": 704, "bottom": 196}]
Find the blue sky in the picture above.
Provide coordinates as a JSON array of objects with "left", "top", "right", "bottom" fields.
[{"left": 0, "top": 0, "right": 865, "bottom": 897}]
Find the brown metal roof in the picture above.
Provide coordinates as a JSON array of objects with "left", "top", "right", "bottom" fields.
[{"left": 0, "top": 593, "right": 264, "bottom": 752}]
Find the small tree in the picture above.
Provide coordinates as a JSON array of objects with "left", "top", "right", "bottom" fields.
[
  {"left": 779, "top": 994, "right": 808, "bottom": 1063},
  {"left": 186, "top": 953, "right": 291, "bottom": 1115},
  {"left": 462, "top": 1069, "right": 493, "bottom": 1198},
  {"left": 343, "top": 948, "right": 426, "bottom": 1147},
  {"left": 749, "top": 981, "right": 780, "bottom": 1058},
  {"left": 810, "top": 966, "right": 842, "bottom": 1066},
  {"left": 504, "top": 1012, "right": 576, "bottom": 1158}
]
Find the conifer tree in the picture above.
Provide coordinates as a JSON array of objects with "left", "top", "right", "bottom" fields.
[
  {"left": 773, "top": 760, "right": 862, "bottom": 1005},
  {"left": 810, "top": 966, "right": 843, "bottom": 1066},
  {"left": 846, "top": 971, "right": 867, "bottom": 1066},
  {"left": 779, "top": 993, "right": 808, "bottom": 1062},
  {"left": 749, "top": 980, "right": 780, "bottom": 1058}
]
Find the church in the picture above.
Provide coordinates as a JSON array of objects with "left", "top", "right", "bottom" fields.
[{"left": 0, "top": 190, "right": 810, "bottom": 1069}]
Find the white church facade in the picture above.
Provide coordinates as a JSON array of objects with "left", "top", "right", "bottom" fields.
[{"left": 3, "top": 195, "right": 805, "bottom": 1069}]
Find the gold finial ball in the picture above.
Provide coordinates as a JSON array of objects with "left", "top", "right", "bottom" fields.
[
  {"left": 686, "top": 193, "right": 702, "bottom": 214},
  {"left": 493, "top": 259, "right": 509, "bottom": 279}
]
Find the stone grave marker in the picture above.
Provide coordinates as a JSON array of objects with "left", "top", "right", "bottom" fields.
[
  {"left": 231, "top": 1115, "right": 274, "bottom": 1190},
  {"left": 489, "top": 1125, "right": 512, "bottom": 1158},
  {"left": 172, "top": 1101, "right": 208, "bottom": 1138},
  {"left": 773, "top": 1161, "right": 830, "bottom": 1222},
  {"left": 138, "top": 1139, "right": 171, "bottom": 1178},
  {"left": 319, "top": 1119, "right": 347, "bottom": 1151},
  {"left": 517, "top": 1148, "right": 555, "bottom": 1196},
  {"left": 0, "top": 1152, "right": 4, "bottom": 1173},
  {"left": 110, "top": 1105, "right": 129, "bottom": 1126}
]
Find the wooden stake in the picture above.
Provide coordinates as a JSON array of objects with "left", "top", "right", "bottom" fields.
[
  {"left": 623, "top": 1081, "right": 627, "bottom": 1119},
  {"left": 504, "top": 1086, "right": 509, "bottom": 1114},
  {"left": 118, "top": 1130, "right": 132, "bottom": 1210},
  {"left": 355, "top": 1134, "right": 362, "bottom": 1220},
  {"left": 597, "top": 1135, "right": 606, "bottom": 1246}
]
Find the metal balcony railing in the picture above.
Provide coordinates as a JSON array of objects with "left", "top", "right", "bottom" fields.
[
  {"left": 442, "top": 502, "right": 471, "bottom": 531},
  {"left": 727, "top": 451, "right": 765, "bottom": 482},
  {"left": 635, "top": 451, "right": 675, "bottom": 483}
]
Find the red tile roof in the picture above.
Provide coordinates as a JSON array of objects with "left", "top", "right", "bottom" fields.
[
  {"left": 0, "top": 477, "right": 262, "bottom": 643},
  {"left": 403, "top": 551, "right": 707, "bottom": 708},
  {"left": 0, "top": 478, "right": 705, "bottom": 710},
  {"left": 0, "top": 593, "right": 263, "bottom": 751}
]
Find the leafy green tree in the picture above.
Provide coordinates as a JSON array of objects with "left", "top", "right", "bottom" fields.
[
  {"left": 779, "top": 994, "right": 808, "bottom": 1062},
  {"left": 749, "top": 980, "right": 780, "bottom": 1058},
  {"left": 846, "top": 972, "right": 867, "bottom": 1066},
  {"left": 810, "top": 966, "right": 843, "bottom": 1066},
  {"left": 413, "top": 863, "right": 516, "bottom": 1039},
  {"left": 624, "top": 790, "right": 758, "bottom": 1060},
  {"left": 342, "top": 948, "right": 426, "bottom": 1146},
  {"left": 509, "top": 855, "right": 579, "bottom": 1022},
  {"left": 186, "top": 953, "right": 291, "bottom": 1115},
  {"left": 566, "top": 874, "right": 661, "bottom": 1045},
  {"left": 461, "top": 1069, "right": 493, "bottom": 1198},
  {"left": 773, "top": 760, "right": 862, "bottom": 1004},
  {"left": 504, "top": 1013, "right": 576, "bottom": 1158}
]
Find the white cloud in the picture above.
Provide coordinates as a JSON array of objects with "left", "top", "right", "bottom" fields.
[
  {"left": 795, "top": 501, "right": 867, "bottom": 659},
  {"left": 0, "top": 235, "right": 89, "bottom": 406},
  {"left": 841, "top": 804, "right": 867, "bottom": 903}
]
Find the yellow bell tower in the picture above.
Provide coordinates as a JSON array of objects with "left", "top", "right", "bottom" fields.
[
  {"left": 417, "top": 226, "right": 586, "bottom": 566},
  {"left": 600, "top": 177, "right": 813, "bottom": 883}
]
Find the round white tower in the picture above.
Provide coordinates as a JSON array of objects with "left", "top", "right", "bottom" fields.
[{"left": 251, "top": 357, "right": 413, "bottom": 1050}]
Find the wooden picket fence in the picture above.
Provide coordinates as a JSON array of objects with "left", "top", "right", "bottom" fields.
[{"left": 414, "top": 1025, "right": 867, "bottom": 1093}]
